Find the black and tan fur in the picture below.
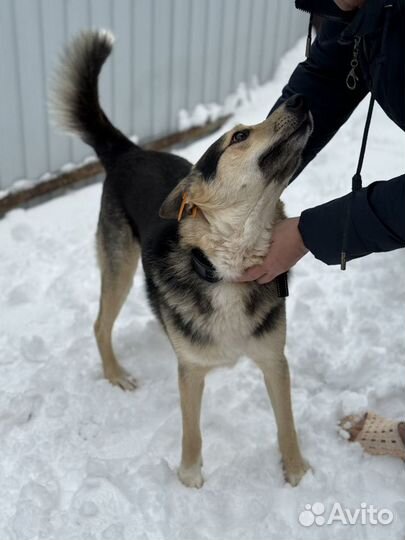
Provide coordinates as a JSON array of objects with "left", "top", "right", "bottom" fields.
[{"left": 51, "top": 30, "right": 313, "bottom": 488}]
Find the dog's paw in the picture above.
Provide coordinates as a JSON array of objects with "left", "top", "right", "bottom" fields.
[
  {"left": 284, "top": 458, "right": 311, "bottom": 487},
  {"left": 106, "top": 367, "right": 137, "bottom": 391},
  {"left": 178, "top": 463, "right": 204, "bottom": 489}
]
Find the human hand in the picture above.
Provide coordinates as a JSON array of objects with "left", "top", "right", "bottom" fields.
[{"left": 237, "top": 217, "right": 309, "bottom": 284}]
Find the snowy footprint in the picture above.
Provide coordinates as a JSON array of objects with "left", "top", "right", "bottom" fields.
[{"left": 71, "top": 476, "right": 132, "bottom": 529}]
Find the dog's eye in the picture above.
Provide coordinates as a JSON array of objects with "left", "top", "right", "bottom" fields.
[{"left": 230, "top": 129, "right": 250, "bottom": 145}]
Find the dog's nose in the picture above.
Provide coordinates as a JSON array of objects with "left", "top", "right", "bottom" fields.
[{"left": 286, "top": 94, "right": 307, "bottom": 112}]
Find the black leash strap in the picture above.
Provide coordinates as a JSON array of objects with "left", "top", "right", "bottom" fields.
[
  {"left": 340, "top": 4, "right": 393, "bottom": 270},
  {"left": 340, "top": 95, "right": 375, "bottom": 270},
  {"left": 191, "top": 248, "right": 289, "bottom": 297},
  {"left": 276, "top": 272, "right": 289, "bottom": 297},
  {"left": 305, "top": 13, "right": 314, "bottom": 57}
]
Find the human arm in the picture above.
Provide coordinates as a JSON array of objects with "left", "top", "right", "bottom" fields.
[
  {"left": 269, "top": 18, "right": 368, "bottom": 176},
  {"left": 239, "top": 176, "right": 405, "bottom": 283},
  {"left": 299, "top": 175, "right": 405, "bottom": 264}
]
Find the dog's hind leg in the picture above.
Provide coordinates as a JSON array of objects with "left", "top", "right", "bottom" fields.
[
  {"left": 94, "top": 210, "right": 140, "bottom": 390},
  {"left": 177, "top": 361, "right": 208, "bottom": 488},
  {"left": 253, "top": 346, "right": 309, "bottom": 486}
]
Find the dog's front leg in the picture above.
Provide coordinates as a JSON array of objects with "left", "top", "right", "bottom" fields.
[
  {"left": 255, "top": 352, "right": 309, "bottom": 486},
  {"left": 177, "top": 362, "right": 207, "bottom": 488}
]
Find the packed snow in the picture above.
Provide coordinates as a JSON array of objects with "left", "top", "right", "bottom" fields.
[{"left": 0, "top": 38, "right": 404, "bottom": 540}]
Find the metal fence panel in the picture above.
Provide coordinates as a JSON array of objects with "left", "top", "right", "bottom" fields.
[
  {"left": 0, "top": 0, "right": 306, "bottom": 190},
  {"left": 0, "top": 0, "right": 26, "bottom": 185}
]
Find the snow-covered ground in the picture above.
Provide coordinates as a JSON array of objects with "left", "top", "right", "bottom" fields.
[{"left": 1, "top": 38, "right": 404, "bottom": 540}]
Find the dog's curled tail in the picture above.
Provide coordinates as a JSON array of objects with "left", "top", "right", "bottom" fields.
[{"left": 50, "top": 29, "right": 134, "bottom": 161}]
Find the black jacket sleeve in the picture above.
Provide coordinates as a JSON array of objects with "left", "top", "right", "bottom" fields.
[{"left": 299, "top": 176, "right": 405, "bottom": 264}]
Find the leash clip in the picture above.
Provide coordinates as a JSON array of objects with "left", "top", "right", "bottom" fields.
[{"left": 346, "top": 36, "right": 361, "bottom": 90}]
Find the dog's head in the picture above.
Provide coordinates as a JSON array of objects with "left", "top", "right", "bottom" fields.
[{"left": 159, "top": 95, "right": 313, "bottom": 221}]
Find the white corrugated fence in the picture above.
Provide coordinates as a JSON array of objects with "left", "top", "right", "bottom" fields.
[{"left": 0, "top": 0, "right": 306, "bottom": 190}]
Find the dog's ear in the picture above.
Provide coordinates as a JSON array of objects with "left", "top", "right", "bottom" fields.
[
  {"left": 159, "top": 177, "right": 190, "bottom": 219},
  {"left": 159, "top": 174, "right": 197, "bottom": 219}
]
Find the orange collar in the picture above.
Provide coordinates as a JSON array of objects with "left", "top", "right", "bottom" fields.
[{"left": 177, "top": 192, "right": 199, "bottom": 222}]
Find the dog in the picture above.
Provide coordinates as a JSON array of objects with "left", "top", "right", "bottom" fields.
[{"left": 51, "top": 30, "right": 313, "bottom": 488}]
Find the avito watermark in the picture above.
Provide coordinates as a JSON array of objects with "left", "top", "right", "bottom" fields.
[{"left": 298, "top": 502, "right": 394, "bottom": 527}]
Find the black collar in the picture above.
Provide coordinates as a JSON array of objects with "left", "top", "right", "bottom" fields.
[
  {"left": 190, "top": 248, "right": 289, "bottom": 297},
  {"left": 191, "top": 248, "right": 220, "bottom": 283}
]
